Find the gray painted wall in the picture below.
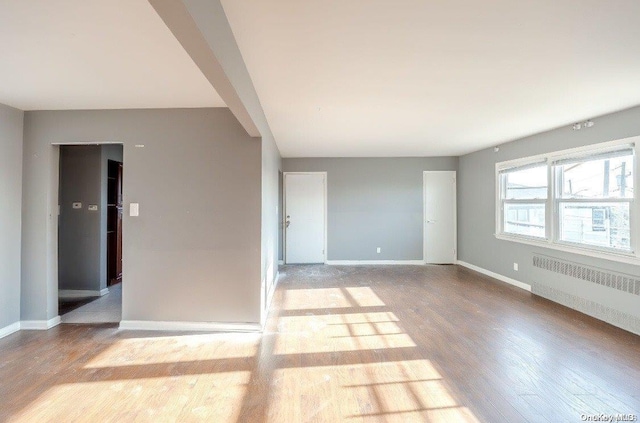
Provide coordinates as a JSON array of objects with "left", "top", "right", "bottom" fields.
[
  {"left": 261, "top": 134, "right": 282, "bottom": 315},
  {"left": 459, "top": 105, "right": 640, "bottom": 334},
  {"left": 58, "top": 146, "right": 103, "bottom": 291},
  {"left": 0, "top": 103, "right": 24, "bottom": 330},
  {"left": 22, "top": 108, "right": 262, "bottom": 324},
  {"left": 172, "top": 1, "right": 283, "bottom": 317},
  {"left": 283, "top": 157, "right": 458, "bottom": 261}
]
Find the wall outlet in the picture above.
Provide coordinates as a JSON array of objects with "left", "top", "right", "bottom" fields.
[
  {"left": 513, "top": 262, "right": 519, "bottom": 271},
  {"left": 376, "top": 247, "right": 381, "bottom": 254},
  {"left": 72, "top": 202, "right": 82, "bottom": 209}
]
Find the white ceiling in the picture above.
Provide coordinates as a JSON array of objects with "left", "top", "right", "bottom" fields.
[
  {"left": 0, "top": 0, "right": 224, "bottom": 110},
  {"left": 221, "top": 0, "right": 640, "bottom": 157}
]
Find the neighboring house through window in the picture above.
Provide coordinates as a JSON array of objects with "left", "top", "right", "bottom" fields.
[{"left": 496, "top": 138, "right": 637, "bottom": 263}]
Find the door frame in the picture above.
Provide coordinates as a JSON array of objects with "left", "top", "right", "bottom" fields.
[
  {"left": 423, "top": 171, "right": 457, "bottom": 264},
  {"left": 283, "top": 171, "right": 328, "bottom": 264},
  {"left": 54, "top": 142, "right": 125, "bottom": 320}
]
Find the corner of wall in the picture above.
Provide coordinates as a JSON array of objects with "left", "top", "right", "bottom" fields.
[{"left": 457, "top": 105, "right": 640, "bottom": 335}]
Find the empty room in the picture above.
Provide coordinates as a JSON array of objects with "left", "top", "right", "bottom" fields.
[{"left": 0, "top": 1, "right": 639, "bottom": 422}]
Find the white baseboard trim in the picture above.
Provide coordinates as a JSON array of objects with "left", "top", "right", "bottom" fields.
[
  {"left": 59, "top": 288, "right": 109, "bottom": 298},
  {"left": 326, "top": 260, "right": 424, "bottom": 265},
  {"left": 20, "top": 316, "right": 62, "bottom": 330},
  {"left": 0, "top": 322, "right": 21, "bottom": 339},
  {"left": 457, "top": 261, "right": 531, "bottom": 292},
  {"left": 119, "top": 320, "right": 262, "bottom": 333}
]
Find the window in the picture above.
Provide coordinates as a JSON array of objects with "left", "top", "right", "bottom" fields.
[
  {"left": 496, "top": 140, "right": 637, "bottom": 262},
  {"left": 498, "top": 163, "right": 547, "bottom": 238},
  {"left": 554, "top": 148, "right": 633, "bottom": 252},
  {"left": 591, "top": 208, "right": 606, "bottom": 232}
]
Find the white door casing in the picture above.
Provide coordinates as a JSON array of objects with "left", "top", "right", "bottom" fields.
[
  {"left": 284, "top": 172, "right": 327, "bottom": 264},
  {"left": 424, "top": 171, "right": 457, "bottom": 264}
]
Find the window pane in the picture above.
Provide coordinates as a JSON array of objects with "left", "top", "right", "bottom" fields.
[
  {"left": 559, "top": 153, "right": 634, "bottom": 199},
  {"left": 504, "top": 203, "right": 545, "bottom": 238},
  {"left": 559, "top": 202, "right": 631, "bottom": 251},
  {"left": 504, "top": 165, "right": 547, "bottom": 199}
]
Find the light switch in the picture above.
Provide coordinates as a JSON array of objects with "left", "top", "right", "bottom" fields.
[
  {"left": 88, "top": 205, "right": 98, "bottom": 211},
  {"left": 72, "top": 202, "right": 82, "bottom": 209},
  {"left": 130, "top": 203, "right": 139, "bottom": 217}
]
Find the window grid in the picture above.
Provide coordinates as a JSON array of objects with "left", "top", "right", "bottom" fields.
[{"left": 496, "top": 139, "right": 638, "bottom": 261}]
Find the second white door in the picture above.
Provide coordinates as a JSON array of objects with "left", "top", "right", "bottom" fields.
[
  {"left": 285, "top": 172, "right": 326, "bottom": 264},
  {"left": 424, "top": 171, "right": 457, "bottom": 264}
]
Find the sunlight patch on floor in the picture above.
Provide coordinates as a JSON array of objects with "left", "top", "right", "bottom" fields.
[
  {"left": 281, "top": 286, "right": 386, "bottom": 310},
  {"left": 274, "top": 312, "right": 415, "bottom": 354},
  {"left": 344, "top": 287, "right": 386, "bottom": 307},
  {"left": 8, "top": 371, "right": 251, "bottom": 423},
  {"left": 350, "top": 406, "right": 481, "bottom": 422},
  {"left": 267, "top": 359, "right": 480, "bottom": 423},
  {"left": 84, "top": 333, "right": 259, "bottom": 368}
]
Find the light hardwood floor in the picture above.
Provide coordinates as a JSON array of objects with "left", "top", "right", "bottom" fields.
[{"left": 1, "top": 265, "right": 639, "bottom": 422}]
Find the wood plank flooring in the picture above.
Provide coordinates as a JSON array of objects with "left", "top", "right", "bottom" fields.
[{"left": 1, "top": 264, "right": 639, "bottom": 422}]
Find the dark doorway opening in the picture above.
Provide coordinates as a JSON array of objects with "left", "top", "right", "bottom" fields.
[
  {"left": 107, "top": 160, "right": 123, "bottom": 286},
  {"left": 57, "top": 144, "right": 123, "bottom": 324}
]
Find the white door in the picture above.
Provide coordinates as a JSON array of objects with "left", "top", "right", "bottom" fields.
[
  {"left": 285, "top": 173, "right": 326, "bottom": 264},
  {"left": 424, "top": 171, "right": 457, "bottom": 264}
]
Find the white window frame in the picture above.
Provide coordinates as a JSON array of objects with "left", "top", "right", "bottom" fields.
[
  {"left": 495, "top": 136, "right": 640, "bottom": 265},
  {"left": 497, "top": 160, "right": 549, "bottom": 241}
]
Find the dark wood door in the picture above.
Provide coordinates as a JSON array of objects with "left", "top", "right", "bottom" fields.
[{"left": 107, "top": 160, "right": 123, "bottom": 285}]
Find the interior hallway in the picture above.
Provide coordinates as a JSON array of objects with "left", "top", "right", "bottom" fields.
[
  {"left": 59, "top": 283, "right": 122, "bottom": 324},
  {"left": 1, "top": 265, "right": 639, "bottom": 422}
]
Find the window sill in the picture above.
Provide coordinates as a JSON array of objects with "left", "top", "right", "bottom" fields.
[{"left": 494, "top": 233, "right": 640, "bottom": 266}]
